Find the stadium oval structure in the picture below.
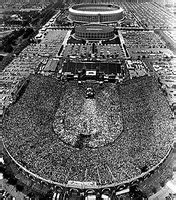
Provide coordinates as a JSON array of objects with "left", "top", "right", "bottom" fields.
[
  {"left": 2, "top": 74, "right": 174, "bottom": 195},
  {"left": 75, "top": 24, "right": 114, "bottom": 40},
  {"left": 68, "top": 4, "right": 124, "bottom": 23}
]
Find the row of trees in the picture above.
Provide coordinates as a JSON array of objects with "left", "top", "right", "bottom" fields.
[
  {"left": 1, "top": 27, "right": 34, "bottom": 53},
  {"left": 0, "top": 0, "right": 66, "bottom": 71}
]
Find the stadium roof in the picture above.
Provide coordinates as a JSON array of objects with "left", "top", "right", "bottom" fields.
[
  {"left": 75, "top": 24, "right": 114, "bottom": 34},
  {"left": 69, "top": 4, "right": 123, "bottom": 15}
]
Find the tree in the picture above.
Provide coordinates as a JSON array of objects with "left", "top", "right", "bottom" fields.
[
  {"left": 4, "top": 44, "right": 13, "bottom": 53},
  {"left": 23, "top": 28, "right": 34, "bottom": 39},
  {"left": 152, "top": 187, "right": 157, "bottom": 194},
  {"left": 0, "top": 55, "right": 4, "bottom": 61}
]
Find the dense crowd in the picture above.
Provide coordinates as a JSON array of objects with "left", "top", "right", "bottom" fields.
[
  {"left": 1, "top": 2, "right": 175, "bottom": 199},
  {"left": 122, "top": 30, "right": 173, "bottom": 59},
  {"left": 1, "top": 29, "right": 68, "bottom": 107},
  {"left": 53, "top": 81, "right": 123, "bottom": 148},
  {"left": 138, "top": 151, "right": 173, "bottom": 196},
  {"left": 123, "top": 31, "right": 166, "bottom": 49},
  {"left": 62, "top": 43, "right": 125, "bottom": 60},
  {"left": 126, "top": 60, "right": 149, "bottom": 78},
  {"left": 2, "top": 74, "right": 174, "bottom": 186}
]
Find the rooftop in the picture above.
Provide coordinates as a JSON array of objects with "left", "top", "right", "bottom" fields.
[{"left": 75, "top": 24, "right": 114, "bottom": 34}]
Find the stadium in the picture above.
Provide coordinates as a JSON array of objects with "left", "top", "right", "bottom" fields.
[
  {"left": 1, "top": 0, "right": 176, "bottom": 199},
  {"left": 74, "top": 24, "right": 114, "bottom": 40},
  {"left": 2, "top": 72, "right": 174, "bottom": 199},
  {"left": 68, "top": 4, "right": 124, "bottom": 24}
]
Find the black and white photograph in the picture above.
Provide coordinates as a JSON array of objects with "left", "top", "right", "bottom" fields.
[{"left": 0, "top": 0, "right": 176, "bottom": 199}]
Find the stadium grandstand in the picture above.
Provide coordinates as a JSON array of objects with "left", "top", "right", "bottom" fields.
[{"left": 1, "top": 73, "right": 175, "bottom": 199}]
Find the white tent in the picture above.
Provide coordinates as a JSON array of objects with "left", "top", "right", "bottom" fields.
[
  {"left": 0, "top": 157, "right": 4, "bottom": 164},
  {"left": 102, "top": 194, "right": 110, "bottom": 200},
  {"left": 85, "top": 195, "right": 96, "bottom": 200},
  {"left": 52, "top": 192, "right": 57, "bottom": 200},
  {"left": 0, "top": 173, "right": 3, "bottom": 180}
]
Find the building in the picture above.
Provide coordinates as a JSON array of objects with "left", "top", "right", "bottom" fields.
[
  {"left": 68, "top": 4, "right": 124, "bottom": 24},
  {"left": 75, "top": 24, "right": 114, "bottom": 40}
]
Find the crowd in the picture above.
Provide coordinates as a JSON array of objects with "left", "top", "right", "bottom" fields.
[
  {"left": 138, "top": 151, "right": 173, "bottom": 196},
  {"left": 53, "top": 81, "right": 123, "bottom": 148},
  {"left": 123, "top": 31, "right": 166, "bottom": 49},
  {"left": 150, "top": 58, "right": 176, "bottom": 107},
  {"left": 122, "top": 30, "right": 173, "bottom": 59},
  {"left": 72, "top": 1, "right": 175, "bottom": 29},
  {"left": 126, "top": 60, "right": 149, "bottom": 79},
  {"left": 1, "top": 1, "right": 175, "bottom": 198},
  {"left": 117, "top": 1, "right": 175, "bottom": 29},
  {"left": 1, "top": 29, "right": 68, "bottom": 107},
  {"left": 62, "top": 43, "right": 125, "bottom": 60},
  {"left": 2, "top": 74, "right": 174, "bottom": 186}
]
